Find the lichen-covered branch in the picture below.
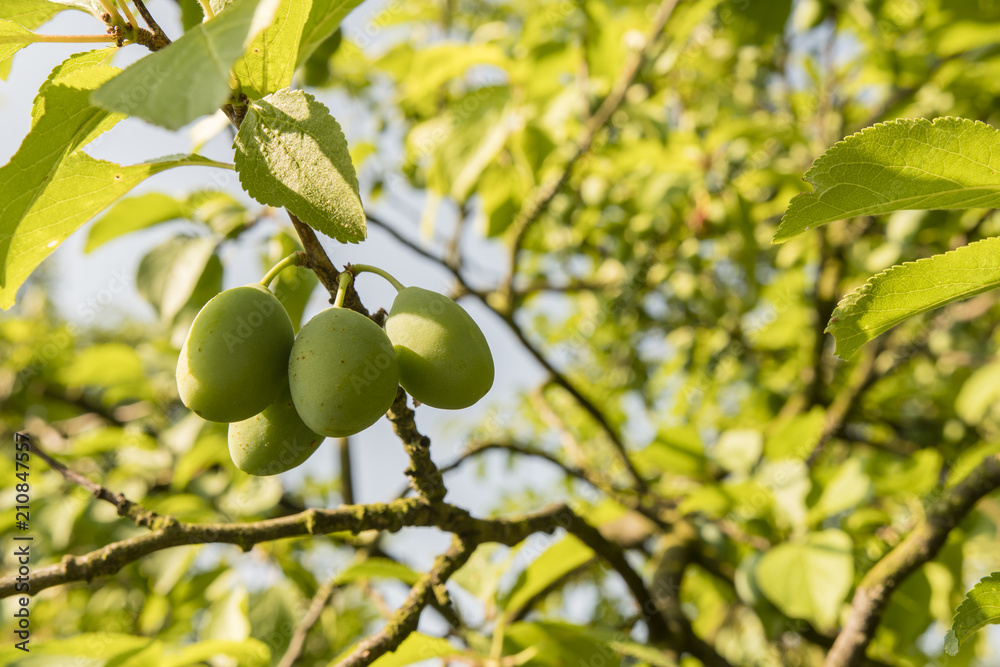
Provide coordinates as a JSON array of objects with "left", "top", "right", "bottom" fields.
[
  {"left": 387, "top": 387, "right": 446, "bottom": 502},
  {"left": 825, "top": 453, "right": 1000, "bottom": 667},
  {"left": 335, "top": 538, "right": 473, "bottom": 667}
]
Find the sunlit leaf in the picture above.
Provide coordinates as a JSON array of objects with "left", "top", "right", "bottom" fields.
[
  {"left": 234, "top": 87, "right": 365, "bottom": 242},
  {"left": 755, "top": 529, "right": 853, "bottom": 630},
  {"left": 502, "top": 535, "right": 595, "bottom": 617},
  {"left": 85, "top": 192, "right": 188, "bottom": 252},
  {"left": 826, "top": 237, "right": 1000, "bottom": 359},
  {"left": 776, "top": 118, "right": 1000, "bottom": 243}
]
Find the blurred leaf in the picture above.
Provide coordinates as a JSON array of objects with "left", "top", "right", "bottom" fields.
[
  {"left": 764, "top": 408, "right": 825, "bottom": 460},
  {"left": 235, "top": 88, "right": 365, "bottom": 243},
  {"left": 161, "top": 639, "right": 270, "bottom": 667},
  {"left": 85, "top": 193, "right": 188, "bottom": 253},
  {"left": 755, "top": 529, "right": 853, "bottom": 630},
  {"left": 248, "top": 584, "right": 301, "bottom": 660},
  {"left": 334, "top": 557, "right": 421, "bottom": 586},
  {"left": 334, "top": 633, "right": 468, "bottom": 667},
  {"left": 136, "top": 236, "right": 218, "bottom": 322},
  {"left": 58, "top": 343, "right": 148, "bottom": 395},
  {"left": 633, "top": 426, "right": 708, "bottom": 479},
  {"left": 502, "top": 535, "right": 595, "bottom": 618},
  {"left": 710, "top": 428, "right": 763, "bottom": 474},
  {"left": 808, "top": 458, "right": 872, "bottom": 524},
  {"left": 296, "top": 0, "right": 362, "bottom": 66},
  {"left": 956, "top": 360, "right": 1000, "bottom": 424},
  {"left": 503, "top": 621, "right": 622, "bottom": 667}
]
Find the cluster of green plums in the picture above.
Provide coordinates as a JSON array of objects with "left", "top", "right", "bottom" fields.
[{"left": 175, "top": 271, "right": 494, "bottom": 476}]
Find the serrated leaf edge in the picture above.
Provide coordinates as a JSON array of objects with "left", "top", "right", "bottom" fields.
[
  {"left": 944, "top": 572, "right": 1000, "bottom": 655},
  {"left": 826, "top": 236, "right": 1000, "bottom": 359},
  {"left": 775, "top": 117, "right": 1000, "bottom": 244}
]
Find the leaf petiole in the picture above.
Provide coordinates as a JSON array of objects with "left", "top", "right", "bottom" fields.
[
  {"left": 118, "top": 1, "right": 139, "bottom": 29},
  {"left": 30, "top": 34, "right": 118, "bottom": 43}
]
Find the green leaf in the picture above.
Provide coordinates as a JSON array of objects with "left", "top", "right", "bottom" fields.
[
  {"left": 764, "top": 407, "right": 825, "bottom": 460},
  {"left": 0, "top": 0, "right": 102, "bottom": 27},
  {"left": 334, "top": 557, "right": 421, "bottom": 586},
  {"left": 1, "top": 1, "right": 64, "bottom": 28},
  {"left": 945, "top": 572, "right": 1000, "bottom": 655},
  {"left": 609, "top": 641, "right": 677, "bottom": 667},
  {"left": 296, "top": 0, "right": 363, "bottom": 66},
  {"left": 0, "top": 153, "right": 220, "bottom": 310},
  {"left": 0, "top": 633, "right": 155, "bottom": 662},
  {"left": 59, "top": 343, "right": 146, "bottom": 388},
  {"left": 160, "top": 639, "right": 270, "bottom": 667},
  {"left": 503, "top": 621, "right": 622, "bottom": 667},
  {"left": 710, "top": 428, "right": 763, "bottom": 474},
  {"left": 503, "top": 535, "right": 595, "bottom": 618},
  {"left": 807, "top": 458, "right": 872, "bottom": 525},
  {"left": 776, "top": 118, "right": 1000, "bottom": 243},
  {"left": 85, "top": 192, "right": 188, "bottom": 252},
  {"left": 755, "top": 529, "right": 853, "bottom": 630},
  {"left": 136, "top": 236, "right": 219, "bottom": 322},
  {"left": 234, "top": 87, "right": 365, "bottom": 243},
  {"left": 0, "top": 19, "right": 36, "bottom": 71},
  {"left": 956, "top": 360, "right": 1000, "bottom": 425},
  {"left": 0, "top": 49, "right": 222, "bottom": 309},
  {"left": 232, "top": 0, "right": 310, "bottom": 99},
  {"left": 825, "top": 237, "right": 1000, "bottom": 359},
  {"left": 91, "top": 0, "right": 281, "bottom": 130}
]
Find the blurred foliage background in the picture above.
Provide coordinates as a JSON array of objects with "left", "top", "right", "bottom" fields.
[{"left": 4, "top": 0, "right": 1000, "bottom": 664}]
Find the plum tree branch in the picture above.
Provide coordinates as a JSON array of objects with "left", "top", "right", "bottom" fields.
[
  {"left": 335, "top": 538, "right": 473, "bottom": 667},
  {"left": 387, "top": 387, "right": 446, "bottom": 502},
  {"left": 825, "top": 453, "right": 1000, "bottom": 666}
]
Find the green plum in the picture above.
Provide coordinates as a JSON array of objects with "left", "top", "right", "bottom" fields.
[
  {"left": 176, "top": 284, "right": 294, "bottom": 422},
  {"left": 228, "top": 381, "right": 324, "bottom": 476},
  {"left": 288, "top": 307, "right": 399, "bottom": 437},
  {"left": 384, "top": 287, "right": 494, "bottom": 409}
]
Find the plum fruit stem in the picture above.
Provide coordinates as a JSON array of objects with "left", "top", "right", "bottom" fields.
[
  {"left": 333, "top": 272, "right": 352, "bottom": 308},
  {"left": 260, "top": 252, "right": 303, "bottom": 288},
  {"left": 351, "top": 264, "right": 405, "bottom": 293}
]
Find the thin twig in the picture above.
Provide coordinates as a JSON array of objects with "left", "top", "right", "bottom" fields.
[
  {"left": 336, "top": 538, "right": 473, "bottom": 667},
  {"left": 29, "top": 438, "right": 170, "bottom": 531},
  {"left": 277, "top": 578, "right": 338, "bottom": 667},
  {"left": 502, "top": 0, "right": 680, "bottom": 299},
  {"left": 131, "top": 0, "right": 170, "bottom": 47}
]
